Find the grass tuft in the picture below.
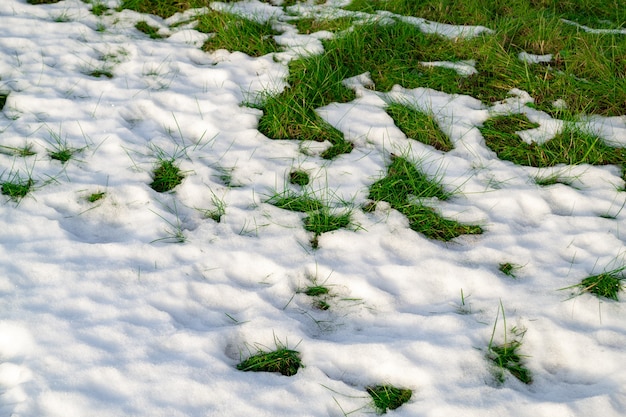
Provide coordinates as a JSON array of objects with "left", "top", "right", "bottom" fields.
[
  {"left": 87, "top": 191, "right": 106, "bottom": 203},
  {"left": 487, "top": 302, "right": 532, "bottom": 385},
  {"left": 1, "top": 175, "right": 34, "bottom": 201},
  {"left": 237, "top": 347, "right": 302, "bottom": 376},
  {"left": 563, "top": 267, "right": 626, "bottom": 301},
  {"left": 499, "top": 262, "right": 522, "bottom": 278},
  {"left": 150, "top": 160, "right": 184, "bottom": 193},
  {"left": 267, "top": 191, "right": 323, "bottom": 212},
  {"left": 366, "top": 385, "right": 412, "bottom": 414},
  {"left": 304, "top": 285, "right": 329, "bottom": 297},
  {"left": 135, "top": 21, "right": 165, "bottom": 39},
  {"left": 289, "top": 170, "right": 310, "bottom": 186}
]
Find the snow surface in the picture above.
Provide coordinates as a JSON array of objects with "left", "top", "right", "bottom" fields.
[{"left": 1, "top": 0, "right": 626, "bottom": 416}]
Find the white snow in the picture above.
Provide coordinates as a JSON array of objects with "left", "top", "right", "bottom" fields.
[{"left": 1, "top": 1, "right": 626, "bottom": 416}]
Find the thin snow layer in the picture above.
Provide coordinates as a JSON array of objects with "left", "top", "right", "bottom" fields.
[{"left": 0, "top": 1, "right": 625, "bottom": 416}]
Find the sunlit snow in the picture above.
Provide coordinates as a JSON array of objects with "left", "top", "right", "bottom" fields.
[{"left": 1, "top": 1, "right": 626, "bottom": 416}]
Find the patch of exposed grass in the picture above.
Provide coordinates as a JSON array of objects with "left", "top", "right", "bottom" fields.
[
  {"left": 289, "top": 170, "right": 310, "bottom": 186},
  {"left": 254, "top": 54, "right": 355, "bottom": 159},
  {"left": 150, "top": 159, "right": 184, "bottom": 193},
  {"left": 482, "top": 116, "right": 626, "bottom": 168},
  {"left": 368, "top": 156, "right": 482, "bottom": 240},
  {"left": 487, "top": 303, "right": 532, "bottom": 385},
  {"left": 267, "top": 191, "right": 323, "bottom": 212},
  {"left": 88, "top": 68, "right": 114, "bottom": 78},
  {"left": 293, "top": 15, "right": 355, "bottom": 35},
  {"left": 366, "top": 385, "right": 412, "bottom": 414},
  {"left": 27, "top": 0, "right": 62, "bottom": 4},
  {"left": 303, "top": 208, "right": 351, "bottom": 235},
  {"left": 499, "top": 262, "right": 522, "bottom": 278},
  {"left": 369, "top": 155, "right": 450, "bottom": 204},
  {"left": 562, "top": 267, "right": 625, "bottom": 301},
  {"left": 135, "top": 21, "right": 165, "bottom": 39},
  {"left": 304, "top": 285, "right": 329, "bottom": 296},
  {"left": 87, "top": 191, "right": 106, "bottom": 203},
  {"left": 0, "top": 91, "right": 8, "bottom": 111},
  {"left": 196, "top": 11, "right": 280, "bottom": 57},
  {"left": 237, "top": 346, "right": 302, "bottom": 376},
  {"left": 385, "top": 103, "right": 453, "bottom": 152},
  {"left": 118, "top": 0, "right": 210, "bottom": 18},
  {"left": 1, "top": 174, "right": 34, "bottom": 201}
]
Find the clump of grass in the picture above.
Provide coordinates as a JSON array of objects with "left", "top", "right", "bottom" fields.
[
  {"left": 267, "top": 191, "right": 323, "bottom": 212},
  {"left": 27, "top": 0, "right": 62, "bottom": 4},
  {"left": 289, "top": 170, "right": 310, "bottom": 186},
  {"left": 87, "top": 191, "right": 105, "bottom": 202},
  {"left": 487, "top": 303, "right": 532, "bottom": 385},
  {"left": 88, "top": 68, "right": 114, "bottom": 78},
  {"left": 366, "top": 385, "right": 412, "bottom": 414},
  {"left": 135, "top": 21, "right": 165, "bottom": 39},
  {"left": 304, "top": 285, "right": 329, "bottom": 297},
  {"left": 118, "top": 0, "right": 209, "bottom": 18},
  {"left": 293, "top": 15, "right": 355, "bottom": 34},
  {"left": 237, "top": 346, "right": 302, "bottom": 376},
  {"left": 481, "top": 115, "right": 626, "bottom": 168},
  {"left": 196, "top": 11, "right": 280, "bottom": 57},
  {"left": 385, "top": 103, "right": 453, "bottom": 152},
  {"left": 499, "top": 262, "right": 522, "bottom": 278},
  {"left": 563, "top": 267, "right": 625, "bottom": 301},
  {"left": 533, "top": 172, "right": 575, "bottom": 187},
  {"left": 1, "top": 174, "right": 34, "bottom": 201},
  {"left": 0, "top": 144, "right": 36, "bottom": 157},
  {"left": 368, "top": 155, "right": 482, "bottom": 240},
  {"left": 304, "top": 208, "right": 351, "bottom": 236},
  {"left": 150, "top": 159, "right": 184, "bottom": 193},
  {"left": 0, "top": 91, "right": 8, "bottom": 111}
]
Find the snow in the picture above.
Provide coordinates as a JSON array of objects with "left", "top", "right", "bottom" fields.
[{"left": 1, "top": 0, "right": 626, "bottom": 416}]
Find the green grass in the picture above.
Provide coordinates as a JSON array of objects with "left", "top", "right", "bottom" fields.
[
  {"left": 0, "top": 91, "right": 8, "bottom": 111},
  {"left": 499, "top": 262, "right": 522, "bottom": 278},
  {"left": 366, "top": 385, "right": 412, "bottom": 414},
  {"left": 563, "top": 267, "right": 626, "bottom": 301},
  {"left": 487, "top": 303, "right": 532, "bottom": 385},
  {"left": 1, "top": 175, "right": 34, "bottom": 201},
  {"left": 196, "top": 11, "right": 281, "bottom": 57},
  {"left": 267, "top": 191, "right": 323, "bottom": 212},
  {"left": 368, "top": 156, "right": 482, "bottom": 240},
  {"left": 150, "top": 159, "right": 184, "bottom": 193},
  {"left": 237, "top": 347, "right": 302, "bottom": 376},
  {"left": 87, "top": 191, "right": 106, "bottom": 203},
  {"left": 304, "top": 285, "right": 329, "bottom": 296},
  {"left": 344, "top": 1, "right": 626, "bottom": 117},
  {"left": 0, "top": 144, "right": 36, "bottom": 157},
  {"left": 118, "top": 0, "right": 210, "bottom": 18},
  {"left": 481, "top": 114, "right": 626, "bottom": 169},
  {"left": 385, "top": 103, "right": 453, "bottom": 152},
  {"left": 289, "top": 170, "right": 310, "bottom": 186},
  {"left": 27, "top": 0, "right": 61, "bottom": 3},
  {"left": 135, "top": 21, "right": 166, "bottom": 39},
  {"left": 293, "top": 16, "right": 356, "bottom": 35}
]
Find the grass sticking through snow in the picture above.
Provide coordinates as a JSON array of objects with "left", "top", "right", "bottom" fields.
[
  {"left": 237, "top": 347, "right": 302, "bottom": 376},
  {"left": 487, "top": 303, "right": 532, "bottom": 385},
  {"left": 88, "top": 191, "right": 105, "bottom": 203},
  {"left": 289, "top": 170, "right": 310, "bottom": 186},
  {"left": 150, "top": 159, "right": 184, "bottom": 193},
  {"left": 385, "top": 103, "right": 453, "bottom": 152},
  {"left": 562, "top": 267, "right": 625, "bottom": 301},
  {"left": 366, "top": 385, "right": 412, "bottom": 414},
  {"left": 135, "top": 21, "right": 166, "bottom": 39},
  {"left": 481, "top": 114, "right": 626, "bottom": 168},
  {"left": 368, "top": 155, "right": 482, "bottom": 240},
  {"left": 1, "top": 174, "right": 34, "bottom": 201},
  {"left": 499, "top": 262, "right": 522, "bottom": 278}
]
